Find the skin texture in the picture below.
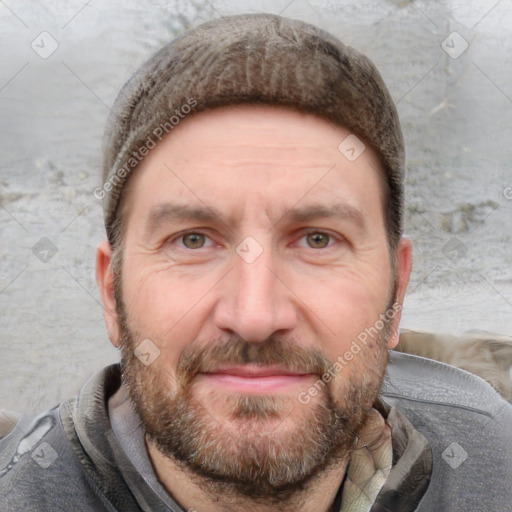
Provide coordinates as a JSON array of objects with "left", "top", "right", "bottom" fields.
[{"left": 96, "top": 104, "right": 412, "bottom": 512}]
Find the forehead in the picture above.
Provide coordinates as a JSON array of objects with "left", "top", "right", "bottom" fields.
[{"left": 119, "top": 104, "right": 387, "bottom": 226}]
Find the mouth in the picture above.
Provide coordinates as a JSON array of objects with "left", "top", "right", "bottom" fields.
[{"left": 196, "top": 364, "right": 315, "bottom": 394}]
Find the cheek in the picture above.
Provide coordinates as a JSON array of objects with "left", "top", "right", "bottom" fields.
[
  {"left": 121, "top": 266, "right": 217, "bottom": 360},
  {"left": 294, "top": 268, "right": 391, "bottom": 352},
  {"left": 328, "top": 317, "right": 389, "bottom": 390}
]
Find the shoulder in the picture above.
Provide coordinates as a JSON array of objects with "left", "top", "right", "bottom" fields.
[
  {"left": 383, "top": 351, "right": 512, "bottom": 510},
  {"left": 0, "top": 390, "right": 119, "bottom": 511},
  {"left": 383, "top": 350, "right": 512, "bottom": 418}
]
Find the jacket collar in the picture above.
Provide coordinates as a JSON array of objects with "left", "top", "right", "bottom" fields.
[{"left": 370, "top": 398, "right": 432, "bottom": 511}]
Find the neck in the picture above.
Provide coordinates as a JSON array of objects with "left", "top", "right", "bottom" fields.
[{"left": 145, "top": 437, "right": 349, "bottom": 512}]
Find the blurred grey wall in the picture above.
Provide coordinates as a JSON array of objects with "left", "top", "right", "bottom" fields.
[{"left": 1, "top": 0, "right": 511, "bottom": 412}]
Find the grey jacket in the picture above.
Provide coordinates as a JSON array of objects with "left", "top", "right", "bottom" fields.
[{"left": 1, "top": 351, "right": 511, "bottom": 511}]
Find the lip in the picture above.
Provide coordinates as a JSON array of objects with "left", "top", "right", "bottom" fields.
[
  {"left": 196, "top": 365, "right": 314, "bottom": 393},
  {"left": 207, "top": 364, "right": 310, "bottom": 377}
]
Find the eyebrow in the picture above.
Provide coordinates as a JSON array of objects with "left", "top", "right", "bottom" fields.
[
  {"left": 144, "top": 201, "right": 365, "bottom": 236},
  {"left": 279, "top": 203, "right": 365, "bottom": 230},
  {"left": 145, "top": 203, "right": 224, "bottom": 236}
]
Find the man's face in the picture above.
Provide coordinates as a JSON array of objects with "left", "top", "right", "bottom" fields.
[{"left": 100, "top": 104, "right": 410, "bottom": 497}]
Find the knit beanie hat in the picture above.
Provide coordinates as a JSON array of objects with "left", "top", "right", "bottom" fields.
[{"left": 100, "top": 13, "right": 405, "bottom": 246}]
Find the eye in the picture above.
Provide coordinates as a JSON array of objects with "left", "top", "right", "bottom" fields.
[
  {"left": 298, "top": 231, "right": 335, "bottom": 249},
  {"left": 180, "top": 232, "right": 208, "bottom": 249}
]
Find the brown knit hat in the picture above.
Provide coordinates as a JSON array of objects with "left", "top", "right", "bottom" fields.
[{"left": 100, "top": 13, "right": 405, "bottom": 246}]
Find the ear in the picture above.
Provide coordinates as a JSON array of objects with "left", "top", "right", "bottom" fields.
[
  {"left": 96, "top": 240, "right": 122, "bottom": 347},
  {"left": 386, "top": 236, "right": 412, "bottom": 350}
]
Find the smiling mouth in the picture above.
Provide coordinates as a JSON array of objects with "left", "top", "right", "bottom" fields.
[{"left": 196, "top": 364, "right": 315, "bottom": 393}]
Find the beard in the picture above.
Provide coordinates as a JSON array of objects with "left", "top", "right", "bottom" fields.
[{"left": 116, "top": 284, "right": 393, "bottom": 502}]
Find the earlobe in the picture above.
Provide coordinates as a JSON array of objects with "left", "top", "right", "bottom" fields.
[
  {"left": 387, "top": 236, "right": 412, "bottom": 349},
  {"left": 96, "top": 240, "right": 122, "bottom": 347}
]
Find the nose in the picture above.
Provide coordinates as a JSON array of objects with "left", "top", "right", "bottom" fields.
[{"left": 214, "top": 245, "right": 298, "bottom": 342}]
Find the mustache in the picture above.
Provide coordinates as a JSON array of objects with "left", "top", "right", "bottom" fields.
[{"left": 174, "top": 336, "right": 332, "bottom": 387}]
